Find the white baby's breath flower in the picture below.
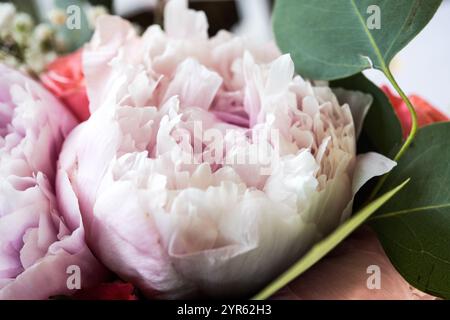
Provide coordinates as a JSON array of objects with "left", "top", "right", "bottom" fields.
[
  {"left": 13, "top": 12, "right": 33, "bottom": 32},
  {"left": 48, "top": 8, "right": 66, "bottom": 26},
  {"left": 0, "top": 7, "right": 62, "bottom": 76},
  {"left": 24, "top": 46, "right": 47, "bottom": 74},
  {"left": 11, "top": 13, "right": 33, "bottom": 46},
  {"left": 0, "top": 54, "right": 20, "bottom": 69},
  {"left": 33, "top": 23, "right": 54, "bottom": 43},
  {"left": 0, "top": 2, "right": 16, "bottom": 31},
  {"left": 11, "top": 31, "right": 26, "bottom": 47}
]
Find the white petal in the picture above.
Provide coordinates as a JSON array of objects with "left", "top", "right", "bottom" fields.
[{"left": 164, "top": 0, "right": 208, "bottom": 40}]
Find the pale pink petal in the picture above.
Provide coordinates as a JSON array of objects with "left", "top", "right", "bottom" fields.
[
  {"left": 0, "top": 245, "right": 107, "bottom": 300},
  {"left": 163, "top": 58, "right": 223, "bottom": 110},
  {"left": 0, "top": 64, "right": 107, "bottom": 299},
  {"left": 164, "top": 0, "right": 208, "bottom": 40},
  {"left": 83, "top": 16, "right": 138, "bottom": 113}
]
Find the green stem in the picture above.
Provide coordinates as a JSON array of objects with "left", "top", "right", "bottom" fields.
[{"left": 368, "top": 66, "right": 418, "bottom": 200}]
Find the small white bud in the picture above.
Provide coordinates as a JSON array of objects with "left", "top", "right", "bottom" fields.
[
  {"left": 12, "top": 29, "right": 28, "bottom": 47},
  {"left": 24, "top": 47, "right": 46, "bottom": 74},
  {"left": 0, "top": 3, "right": 16, "bottom": 31},
  {"left": 44, "top": 51, "right": 58, "bottom": 65},
  {"left": 13, "top": 12, "right": 33, "bottom": 33},
  {"left": 48, "top": 9, "right": 67, "bottom": 26},
  {"left": 33, "top": 24, "right": 54, "bottom": 42}
]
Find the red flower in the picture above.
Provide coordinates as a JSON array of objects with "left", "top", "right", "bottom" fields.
[
  {"left": 73, "top": 282, "right": 138, "bottom": 300},
  {"left": 41, "top": 50, "right": 90, "bottom": 122},
  {"left": 382, "top": 86, "right": 448, "bottom": 138}
]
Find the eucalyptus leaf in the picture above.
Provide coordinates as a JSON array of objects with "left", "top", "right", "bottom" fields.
[
  {"left": 331, "top": 73, "right": 402, "bottom": 157},
  {"left": 273, "top": 0, "right": 442, "bottom": 80},
  {"left": 253, "top": 179, "right": 410, "bottom": 300},
  {"left": 370, "top": 122, "right": 450, "bottom": 299}
]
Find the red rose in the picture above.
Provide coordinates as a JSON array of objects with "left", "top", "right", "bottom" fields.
[
  {"left": 73, "top": 282, "right": 138, "bottom": 300},
  {"left": 41, "top": 50, "right": 90, "bottom": 122},
  {"left": 382, "top": 86, "right": 448, "bottom": 138}
]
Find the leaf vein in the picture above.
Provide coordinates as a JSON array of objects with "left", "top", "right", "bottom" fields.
[{"left": 371, "top": 203, "right": 450, "bottom": 220}]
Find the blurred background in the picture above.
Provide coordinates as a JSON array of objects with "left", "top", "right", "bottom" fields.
[{"left": 1, "top": 0, "right": 449, "bottom": 114}]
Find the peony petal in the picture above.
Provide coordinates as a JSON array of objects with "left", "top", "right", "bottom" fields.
[
  {"left": 164, "top": 0, "right": 208, "bottom": 40},
  {"left": 83, "top": 16, "right": 138, "bottom": 113},
  {"left": 0, "top": 64, "right": 106, "bottom": 299},
  {"left": 91, "top": 180, "right": 188, "bottom": 298},
  {"left": 163, "top": 58, "right": 223, "bottom": 110},
  {"left": 351, "top": 152, "right": 397, "bottom": 195},
  {"left": 333, "top": 88, "right": 373, "bottom": 138},
  {"left": 0, "top": 245, "right": 107, "bottom": 300}
]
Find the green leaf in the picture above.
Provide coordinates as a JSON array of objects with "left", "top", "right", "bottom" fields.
[
  {"left": 370, "top": 123, "right": 450, "bottom": 299},
  {"left": 253, "top": 179, "right": 410, "bottom": 300},
  {"left": 331, "top": 73, "right": 402, "bottom": 157},
  {"left": 273, "top": 0, "right": 442, "bottom": 80}
]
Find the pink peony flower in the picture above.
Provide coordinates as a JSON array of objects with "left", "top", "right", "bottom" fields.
[
  {"left": 57, "top": 0, "right": 395, "bottom": 298},
  {"left": 0, "top": 64, "right": 107, "bottom": 299}
]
